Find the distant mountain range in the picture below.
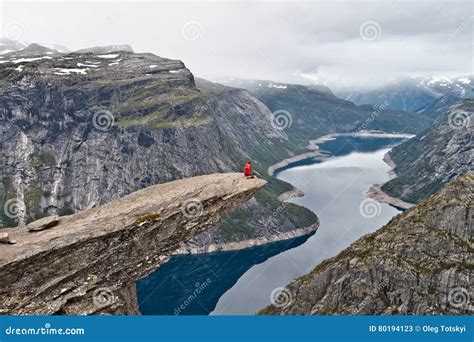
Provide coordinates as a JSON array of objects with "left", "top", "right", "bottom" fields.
[
  {"left": 0, "top": 41, "right": 316, "bottom": 251},
  {"left": 0, "top": 38, "right": 130, "bottom": 56},
  {"left": 0, "top": 39, "right": 472, "bottom": 317},
  {"left": 224, "top": 78, "right": 433, "bottom": 150},
  {"left": 335, "top": 76, "right": 472, "bottom": 112}
]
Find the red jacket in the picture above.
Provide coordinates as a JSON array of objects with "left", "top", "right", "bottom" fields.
[{"left": 243, "top": 163, "right": 251, "bottom": 177}]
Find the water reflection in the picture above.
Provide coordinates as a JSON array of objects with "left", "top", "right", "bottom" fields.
[{"left": 138, "top": 137, "right": 405, "bottom": 315}]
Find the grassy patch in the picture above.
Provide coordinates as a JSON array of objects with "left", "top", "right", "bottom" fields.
[
  {"left": 134, "top": 213, "right": 161, "bottom": 225},
  {"left": 36, "top": 152, "right": 56, "bottom": 166}
]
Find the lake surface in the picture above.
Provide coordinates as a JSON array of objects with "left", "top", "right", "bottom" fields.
[{"left": 137, "top": 136, "right": 405, "bottom": 315}]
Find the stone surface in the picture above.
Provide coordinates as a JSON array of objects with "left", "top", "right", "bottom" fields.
[
  {"left": 0, "top": 173, "right": 265, "bottom": 315},
  {"left": 260, "top": 174, "right": 473, "bottom": 315},
  {"left": 335, "top": 76, "right": 472, "bottom": 112},
  {"left": 382, "top": 99, "right": 473, "bottom": 204},
  {"left": 0, "top": 233, "right": 9, "bottom": 244},
  {"left": 0, "top": 48, "right": 316, "bottom": 250},
  {"left": 366, "top": 184, "right": 413, "bottom": 210},
  {"left": 26, "top": 215, "right": 59, "bottom": 232},
  {"left": 0, "top": 232, "right": 15, "bottom": 244}
]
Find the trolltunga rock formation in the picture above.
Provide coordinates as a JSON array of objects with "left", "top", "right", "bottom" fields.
[{"left": 0, "top": 173, "right": 265, "bottom": 315}]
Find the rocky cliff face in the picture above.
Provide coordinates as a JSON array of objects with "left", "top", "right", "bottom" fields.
[
  {"left": 0, "top": 173, "right": 265, "bottom": 315},
  {"left": 260, "top": 174, "right": 473, "bottom": 315},
  {"left": 416, "top": 94, "right": 461, "bottom": 120},
  {"left": 0, "top": 46, "right": 317, "bottom": 249},
  {"left": 381, "top": 99, "right": 473, "bottom": 204}
]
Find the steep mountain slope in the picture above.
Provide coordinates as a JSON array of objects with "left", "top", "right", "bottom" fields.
[
  {"left": 381, "top": 99, "right": 473, "bottom": 204},
  {"left": 416, "top": 94, "right": 461, "bottom": 120},
  {"left": 260, "top": 174, "right": 473, "bottom": 315},
  {"left": 335, "top": 76, "right": 473, "bottom": 112},
  {"left": 225, "top": 79, "right": 432, "bottom": 150},
  {"left": 0, "top": 46, "right": 316, "bottom": 249}
]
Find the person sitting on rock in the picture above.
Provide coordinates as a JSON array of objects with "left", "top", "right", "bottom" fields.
[{"left": 243, "top": 161, "right": 254, "bottom": 178}]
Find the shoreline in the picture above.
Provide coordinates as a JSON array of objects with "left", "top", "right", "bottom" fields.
[
  {"left": 365, "top": 151, "right": 414, "bottom": 210},
  {"left": 179, "top": 131, "right": 413, "bottom": 255},
  {"left": 277, "top": 187, "right": 305, "bottom": 202},
  {"left": 267, "top": 130, "right": 415, "bottom": 176},
  {"left": 267, "top": 151, "right": 320, "bottom": 176},
  {"left": 173, "top": 223, "right": 318, "bottom": 255},
  {"left": 174, "top": 184, "right": 308, "bottom": 255}
]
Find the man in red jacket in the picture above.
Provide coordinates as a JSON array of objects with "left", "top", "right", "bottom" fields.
[{"left": 243, "top": 161, "right": 253, "bottom": 178}]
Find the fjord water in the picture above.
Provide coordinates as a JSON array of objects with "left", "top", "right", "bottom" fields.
[{"left": 137, "top": 137, "right": 405, "bottom": 315}]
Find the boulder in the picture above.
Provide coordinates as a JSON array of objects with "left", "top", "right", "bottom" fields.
[
  {"left": 0, "top": 232, "right": 16, "bottom": 244},
  {"left": 27, "top": 215, "right": 60, "bottom": 232}
]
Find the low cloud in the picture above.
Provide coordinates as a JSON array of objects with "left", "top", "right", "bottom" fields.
[{"left": 2, "top": 0, "right": 472, "bottom": 89}]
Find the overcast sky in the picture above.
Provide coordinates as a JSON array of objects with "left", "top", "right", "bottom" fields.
[{"left": 1, "top": 0, "right": 472, "bottom": 89}]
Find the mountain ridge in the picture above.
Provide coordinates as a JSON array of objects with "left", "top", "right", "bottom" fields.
[
  {"left": 381, "top": 99, "right": 473, "bottom": 204},
  {"left": 0, "top": 48, "right": 317, "bottom": 252},
  {"left": 335, "top": 75, "right": 473, "bottom": 112},
  {"left": 260, "top": 174, "right": 473, "bottom": 315}
]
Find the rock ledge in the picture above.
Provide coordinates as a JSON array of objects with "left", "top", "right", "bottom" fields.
[{"left": 0, "top": 173, "right": 265, "bottom": 315}]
